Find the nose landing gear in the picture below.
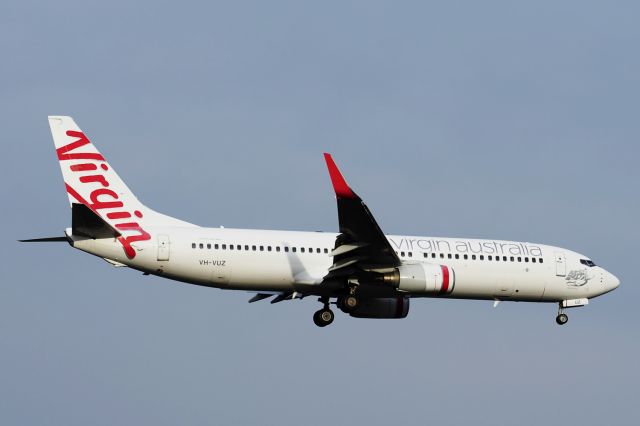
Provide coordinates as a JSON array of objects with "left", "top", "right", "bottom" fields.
[
  {"left": 555, "top": 299, "right": 588, "bottom": 325},
  {"left": 556, "top": 312, "right": 569, "bottom": 325}
]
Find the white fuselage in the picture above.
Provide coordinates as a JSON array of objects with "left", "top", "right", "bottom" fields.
[{"left": 69, "top": 226, "right": 619, "bottom": 303}]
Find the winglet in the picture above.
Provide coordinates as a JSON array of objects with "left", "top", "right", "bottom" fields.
[{"left": 323, "top": 153, "right": 357, "bottom": 199}]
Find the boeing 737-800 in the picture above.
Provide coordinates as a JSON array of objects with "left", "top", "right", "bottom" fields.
[{"left": 22, "top": 116, "right": 620, "bottom": 327}]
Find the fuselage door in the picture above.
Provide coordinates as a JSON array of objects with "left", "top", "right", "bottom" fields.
[
  {"left": 157, "top": 234, "right": 170, "bottom": 261},
  {"left": 555, "top": 252, "right": 566, "bottom": 277}
]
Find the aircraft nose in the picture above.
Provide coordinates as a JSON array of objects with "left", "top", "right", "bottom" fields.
[{"left": 604, "top": 270, "right": 620, "bottom": 293}]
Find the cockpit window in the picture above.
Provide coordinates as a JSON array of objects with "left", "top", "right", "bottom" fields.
[{"left": 580, "top": 259, "right": 596, "bottom": 267}]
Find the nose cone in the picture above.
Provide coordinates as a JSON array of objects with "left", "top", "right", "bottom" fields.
[{"left": 604, "top": 270, "right": 620, "bottom": 294}]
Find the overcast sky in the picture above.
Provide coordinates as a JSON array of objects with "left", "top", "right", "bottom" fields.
[{"left": 1, "top": 1, "right": 639, "bottom": 425}]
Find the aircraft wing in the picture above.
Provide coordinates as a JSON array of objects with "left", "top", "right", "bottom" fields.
[{"left": 323, "top": 153, "right": 400, "bottom": 278}]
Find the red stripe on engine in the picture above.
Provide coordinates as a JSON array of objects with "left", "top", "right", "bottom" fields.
[{"left": 441, "top": 265, "right": 450, "bottom": 294}]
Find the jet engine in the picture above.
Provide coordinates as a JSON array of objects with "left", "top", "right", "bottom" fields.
[
  {"left": 380, "top": 263, "right": 455, "bottom": 295},
  {"left": 349, "top": 297, "right": 410, "bottom": 319}
]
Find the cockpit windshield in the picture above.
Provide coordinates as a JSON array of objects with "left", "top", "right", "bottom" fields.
[{"left": 580, "top": 259, "right": 596, "bottom": 267}]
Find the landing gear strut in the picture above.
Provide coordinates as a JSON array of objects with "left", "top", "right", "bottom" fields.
[
  {"left": 338, "top": 280, "right": 360, "bottom": 313},
  {"left": 556, "top": 304, "right": 568, "bottom": 325},
  {"left": 313, "top": 297, "right": 334, "bottom": 327}
]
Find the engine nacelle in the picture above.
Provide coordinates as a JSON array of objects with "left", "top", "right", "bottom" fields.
[
  {"left": 382, "top": 263, "right": 455, "bottom": 295},
  {"left": 349, "top": 297, "right": 410, "bottom": 319}
]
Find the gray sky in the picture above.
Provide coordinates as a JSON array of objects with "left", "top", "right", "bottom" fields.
[{"left": 1, "top": 1, "right": 639, "bottom": 425}]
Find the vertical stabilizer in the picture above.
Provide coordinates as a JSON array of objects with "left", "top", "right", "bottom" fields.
[{"left": 48, "top": 116, "right": 195, "bottom": 258}]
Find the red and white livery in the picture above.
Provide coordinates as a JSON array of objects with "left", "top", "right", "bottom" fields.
[{"left": 22, "top": 116, "right": 620, "bottom": 327}]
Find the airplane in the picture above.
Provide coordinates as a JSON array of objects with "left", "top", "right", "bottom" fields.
[{"left": 21, "top": 116, "right": 620, "bottom": 327}]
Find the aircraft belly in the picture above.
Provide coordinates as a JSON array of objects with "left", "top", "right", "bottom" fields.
[{"left": 446, "top": 263, "right": 547, "bottom": 301}]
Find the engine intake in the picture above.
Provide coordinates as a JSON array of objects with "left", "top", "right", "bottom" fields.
[{"left": 382, "top": 263, "right": 455, "bottom": 294}]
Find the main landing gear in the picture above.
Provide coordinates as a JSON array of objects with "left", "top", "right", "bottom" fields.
[
  {"left": 338, "top": 280, "right": 360, "bottom": 313},
  {"left": 313, "top": 297, "right": 334, "bottom": 327},
  {"left": 338, "top": 294, "right": 359, "bottom": 313},
  {"left": 313, "top": 281, "right": 362, "bottom": 327}
]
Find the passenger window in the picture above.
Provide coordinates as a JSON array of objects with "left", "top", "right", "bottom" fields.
[
  {"left": 524, "top": 257, "right": 529, "bottom": 263},
  {"left": 540, "top": 258, "right": 544, "bottom": 264},
  {"left": 309, "top": 248, "right": 313, "bottom": 253},
  {"left": 259, "top": 246, "right": 264, "bottom": 251},
  {"left": 440, "top": 253, "right": 444, "bottom": 259},
  {"left": 229, "top": 245, "right": 234, "bottom": 250},
  {"left": 447, "top": 253, "right": 452, "bottom": 259},
  {"left": 409, "top": 252, "right": 413, "bottom": 258},
  {"left": 222, "top": 244, "right": 226, "bottom": 250},
  {"left": 479, "top": 255, "right": 484, "bottom": 261},
  {"left": 472, "top": 255, "right": 476, "bottom": 260},
  {"left": 424, "top": 253, "right": 428, "bottom": 258},
  {"left": 301, "top": 247, "right": 305, "bottom": 253},
  {"left": 496, "top": 256, "right": 500, "bottom": 262},
  {"left": 464, "top": 254, "right": 468, "bottom": 260},
  {"left": 488, "top": 255, "right": 492, "bottom": 261},
  {"left": 432, "top": 253, "right": 436, "bottom": 258},
  {"left": 292, "top": 247, "right": 297, "bottom": 253},
  {"left": 510, "top": 256, "right": 514, "bottom": 262},
  {"left": 276, "top": 246, "right": 281, "bottom": 252},
  {"left": 192, "top": 243, "right": 196, "bottom": 249},
  {"left": 517, "top": 257, "right": 522, "bottom": 262},
  {"left": 324, "top": 248, "right": 329, "bottom": 254},
  {"left": 503, "top": 256, "right": 507, "bottom": 261},
  {"left": 268, "top": 246, "right": 272, "bottom": 252},
  {"left": 199, "top": 243, "right": 204, "bottom": 249},
  {"left": 455, "top": 254, "right": 459, "bottom": 259},
  {"left": 401, "top": 251, "right": 405, "bottom": 257},
  {"left": 252, "top": 245, "right": 256, "bottom": 251},
  {"left": 285, "top": 247, "right": 289, "bottom": 253},
  {"left": 207, "top": 243, "right": 211, "bottom": 249}
]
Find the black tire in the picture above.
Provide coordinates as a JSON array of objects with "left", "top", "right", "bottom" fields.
[
  {"left": 313, "top": 308, "right": 334, "bottom": 327},
  {"left": 556, "top": 313, "right": 568, "bottom": 325},
  {"left": 313, "top": 310, "right": 324, "bottom": 327}
]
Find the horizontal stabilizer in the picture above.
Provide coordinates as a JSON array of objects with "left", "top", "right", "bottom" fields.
[{"left": 18, "top": 236, "right": 69, "bottom": 242}]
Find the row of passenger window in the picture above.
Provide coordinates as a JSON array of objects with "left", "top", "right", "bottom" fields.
[
  {"left": 192, "top": 242, "right": 330, "bottom": 254},
  {"left": 190, "top": 242, "right": 543, "bottom": 263},
  {"left": 396, "top": 251, "right": 544, "bottom": 263}
]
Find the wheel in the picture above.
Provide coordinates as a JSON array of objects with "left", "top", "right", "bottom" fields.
[
  {"left": 555, "top": 313, "right": 568, "bottom": 325},
  {"left": 313, "top": 308, "right": 334, "bottom": 327},
  {"left": 343, "top": 296, "right": 360, "bottom": 312}
]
